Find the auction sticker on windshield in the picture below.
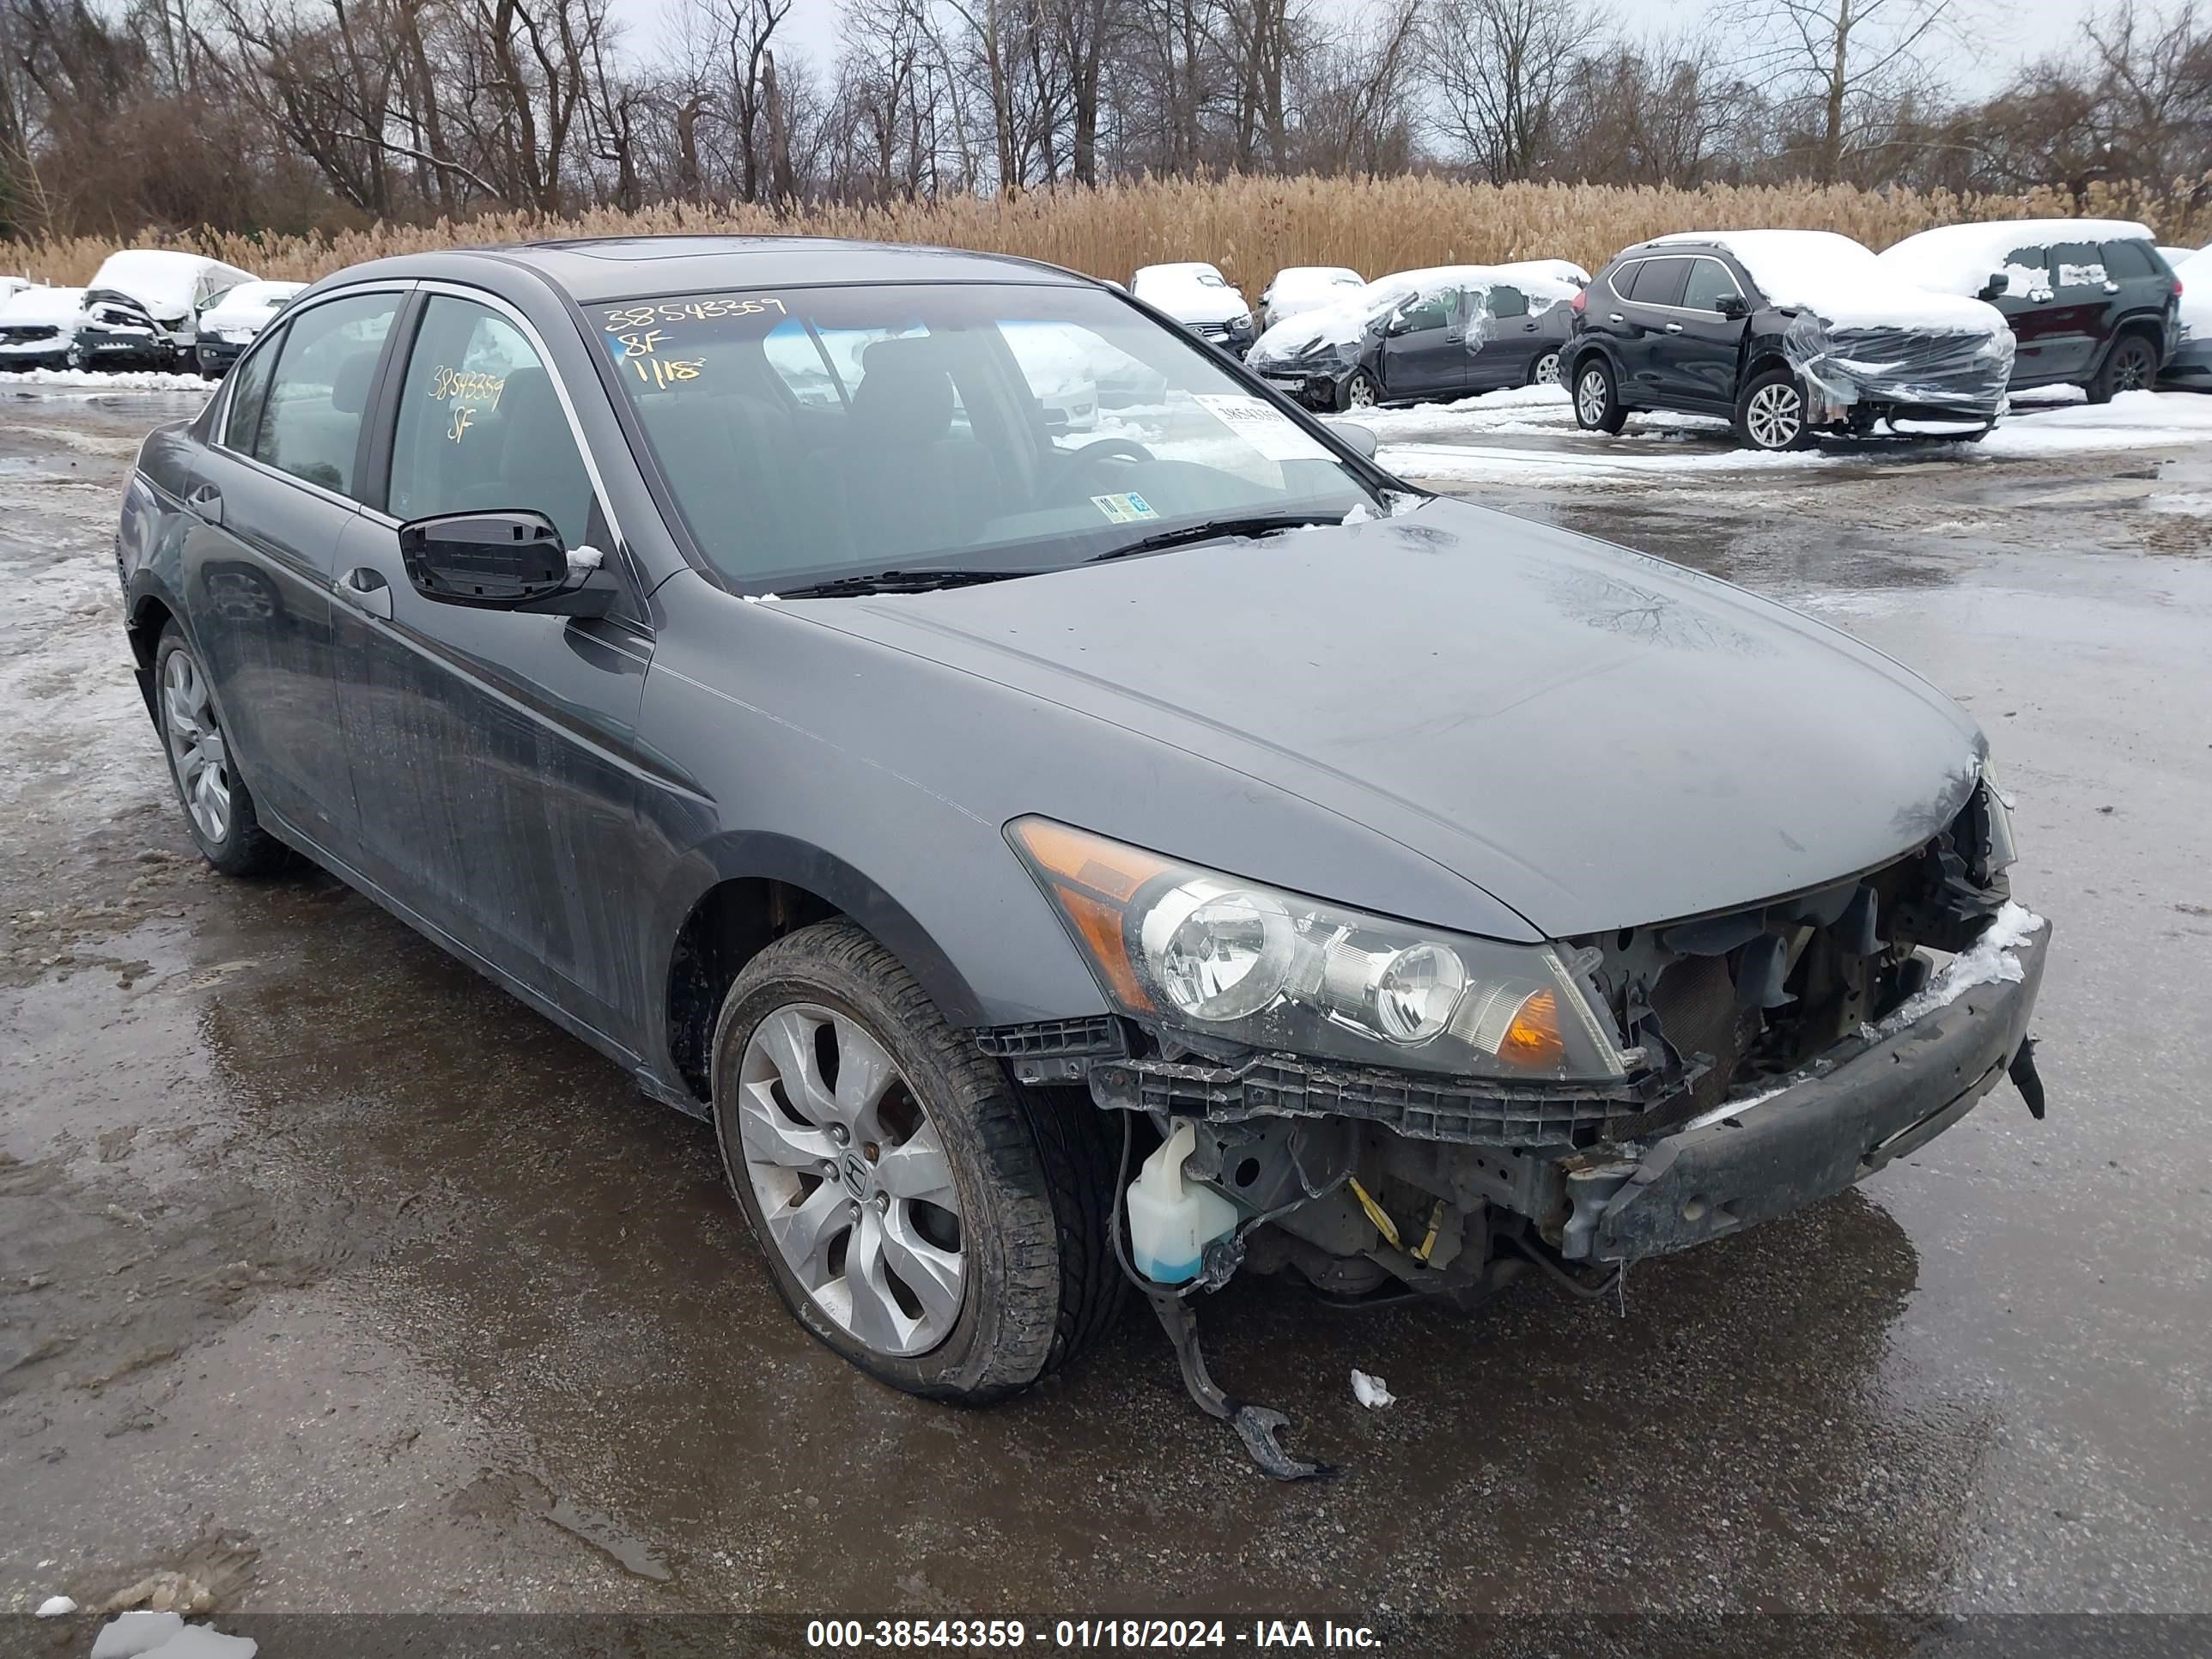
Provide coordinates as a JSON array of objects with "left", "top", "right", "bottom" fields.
[
  {"left": 1090, "top": 492, "right": 1159, "bottom": 524},
  {"left": 1190, "top": 393, "right": 1334, "bottom": 463}
]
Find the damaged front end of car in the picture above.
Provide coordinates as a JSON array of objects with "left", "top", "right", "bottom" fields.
[
  {"left": 982, "top": 769, "right": 2047, "bottom": 1473},
  {"left": 1786, "top": 313, "right": 2017, "bottom": 436}
]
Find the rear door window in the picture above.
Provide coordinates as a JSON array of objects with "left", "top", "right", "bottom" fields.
[
  {"left": 247, "top": 291, "right": 398, "bottom": 499},
  {"left": 2051, "top": 243, "right": 2106, "bottom": 294},
  {"left": 1486, "top": 285, "right": 1529, "bottom": 319},
  {"left": 1626, "top": 258, "right": 1690, "bottom": 308}
]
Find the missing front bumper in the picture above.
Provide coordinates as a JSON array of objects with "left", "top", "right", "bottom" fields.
[{"left": 1565, "top": 924, "right": 2050, "bottom": 1263}]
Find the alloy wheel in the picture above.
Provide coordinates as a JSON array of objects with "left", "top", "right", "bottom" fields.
[
  {"left": 1746, "top": 382, "right": 1803, "bottom": 449},
  {"left": 161, "top": 647, "right": 232, "bottom": 844},
  {"left": 2113, "top": 341, "right": 2151, "bottom": 392},
  {"left": 1576, "top": 368, "right": 1608, "bottom": 425},
  {"left": 737, "top": 1003, "right": 965, "bottom": 1358},
  {"left": 1347, "top": 374, "right": 1377, "bottom": 409},
  {"left": 1534, "top": 351, "right": 1561, "bottom": 386}
]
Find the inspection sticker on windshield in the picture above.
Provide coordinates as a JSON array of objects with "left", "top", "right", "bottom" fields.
[
  {"left": 1191, "top": 394, "right": 1334, "bottom": 463},
  {"left": 1091, "top": 492, "right": 1159, "bottom": 524}
]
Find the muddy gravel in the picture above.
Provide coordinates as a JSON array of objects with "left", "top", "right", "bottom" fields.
[{"left": 3, "top": 388, "right": 2209, "bottom": 1640}]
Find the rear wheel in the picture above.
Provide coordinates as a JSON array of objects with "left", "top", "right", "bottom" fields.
[
  {"left": 1528, "top": 349, "right": 1562, "bottom": 387},
  {"left": 1571, "top": 357, "right": 1626, "bottom": 434},
  {"left": 1735, "top": 368, "right": 1813, "bottom": 451},
  {"left": 2087, "top": 331, "right": 2156, "bottom": 404},
  {"left": 153, "top": 626, "right": 289, "bottom": 876},
  {"left": 711, "top": 920, "right": 1121, "bottom": 1402}
]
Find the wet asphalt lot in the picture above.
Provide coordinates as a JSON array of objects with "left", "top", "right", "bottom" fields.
[{"left": 1, "top": 388, "right": 2208, "bottom": 1638}]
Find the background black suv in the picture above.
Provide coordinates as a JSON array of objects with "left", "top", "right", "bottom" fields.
[
  {"left": 1879, "top": 220, "right": 2180, "bottom": 401},
  {"left": 1566, "top": 231, "right": 2014, "bottom": 451}
]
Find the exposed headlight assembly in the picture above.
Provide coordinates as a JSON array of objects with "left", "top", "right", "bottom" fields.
[{"left": 1008, "top": 818, "right": 1632, "bottom": 1081}]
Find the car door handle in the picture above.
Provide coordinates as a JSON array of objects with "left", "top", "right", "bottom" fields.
[
  {"left": 1607, "top": 313, "right": 1626, "bottom": 325},
  {"left": 2102, "top": 281, "right": 2121, "bottom": 294},
  {"left": 1664, "top": 322, "right": 1685, "bottom": 333},
  {"left": 337, "top": 566, "right": 393, "bottom": 622},
  {"left": 185, "top": 483, "right": 222, "bottom": 526}
]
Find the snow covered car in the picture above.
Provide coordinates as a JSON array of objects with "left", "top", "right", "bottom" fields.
[
  {"left": 0, "top": 285, "right": 93, "bottom": 368},
  {"left": 1878, "top": 219, "right": 2179, "bottom": 402},
  {"left": 78, "top": 251, "right": 257, "bottom": 371},
  {"left": 1259, "top": 265, "right": 1365, "bottom": 330},
  {"left": 2156, "top": 244, "right": 2209, "bottom": 391},
  {"left": 117, "top": 238, "right": 2051, "bottom": 1479},
  {"left": 1130, "top": 262, "right": 1256, "bottom": 356},
  {"left": 1570, "top": 230, "right": 2015, "bottom": 451},
  {"left": 194, "top": 281, "right": 307, "bottom": 377},
  {"left": 1249, "top": 264, "right": 1579, "bottom": 410}
]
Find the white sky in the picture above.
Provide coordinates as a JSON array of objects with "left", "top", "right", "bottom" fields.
[{"left": 601, "top": 0, "right": 2103, "bottom": 91}]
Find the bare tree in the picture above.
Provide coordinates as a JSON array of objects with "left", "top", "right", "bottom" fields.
[
  {"left": 1419, "top": 0, "right": 1591, "bottom": 183},
  {"left": 1741, "top": 0, "right": 1966, "bottom": 180}
]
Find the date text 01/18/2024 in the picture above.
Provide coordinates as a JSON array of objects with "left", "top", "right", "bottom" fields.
[{"left": 806, "top": 1620, "right": 1385, "bottom": 1650}]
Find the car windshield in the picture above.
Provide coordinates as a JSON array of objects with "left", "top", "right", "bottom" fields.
[{"left": 597, "top": 281, "right": 1379, "bottom": 591}]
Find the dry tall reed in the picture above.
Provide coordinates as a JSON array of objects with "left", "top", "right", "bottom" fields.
[{"left": 8, "top": 175, "right": 2208, "bottom": 296}]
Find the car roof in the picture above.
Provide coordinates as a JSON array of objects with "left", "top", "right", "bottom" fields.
[{"left": 323, "top": 236, "right": 1097, "bottom": 305}]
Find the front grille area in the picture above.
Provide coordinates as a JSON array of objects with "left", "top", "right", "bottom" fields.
[
  {"left": 1090, "top": 1054, "right": 1654, "bottom": 1147},
  {"left": 1648, "top": 954, "right": 1753, "bottom": 1118}
]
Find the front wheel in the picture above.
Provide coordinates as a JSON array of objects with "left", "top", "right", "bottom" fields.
[
  {"left": 1571, "top": 357, "right": 1626, "bottom": 434},
  {"left": 1735, "top": 368, "right": 1814, "bottom": 451},
  {"left": 2087, "top": 331, "right": 2156, "bottom": 404},
  {"left": 152, "top": 626, "right": 289, "bottom": 875},
  {"left": 711, "top": 921, "right": 1121, "bottom": 1403},
  {"left": 1336, "top": 368, "right": 1380, "bottom": 412}
]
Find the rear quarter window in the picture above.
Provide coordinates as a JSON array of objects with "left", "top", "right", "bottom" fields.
[{"left": 2100, "top": 240, "right": 2157, "bottom": 279}]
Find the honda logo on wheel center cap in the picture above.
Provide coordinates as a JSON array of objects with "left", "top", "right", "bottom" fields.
[{"left": 840, "top": 1151, "right": 872, "bottom": 1200}]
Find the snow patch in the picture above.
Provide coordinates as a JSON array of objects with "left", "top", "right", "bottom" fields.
[
  {"left": 37, "top": 1594, "right": 76, "bottom": 1617},
  {"left": 1869, "top": 902, "right": 2045, "bottom": 1038},
  {"left": 90, "top": 1613, "right": 185, "bottom": 1658},
  {"left": 1878, "top": 219, "right": 2156, "bottom": 301},
  {"left": 1649, "top": 229, "right": 2008, "bottom": 335},
  {"left": 1351, "top": 1368, "right": 1395, "bottom": 1408},
  {"left": 0, "top": 368, "right": 213, "bottom": 392}
]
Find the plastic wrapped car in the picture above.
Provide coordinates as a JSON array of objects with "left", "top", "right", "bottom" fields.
[
  {"left": 78, "top": 251, "right": 258, "bottom": 371},
  {"left": 1247, "top": 264, "right": 1579, "bottom": 410},
  {"left": 1568, "top": 229, "right": 2014, "bottom": 450}
]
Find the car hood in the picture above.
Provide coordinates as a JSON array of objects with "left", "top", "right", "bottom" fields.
[
  {"left": 1141, "top": 288, "right": 1249, "bottom": 325},
  {"left": 787, "top": 501, "right": 1983, "bottom": 939}
]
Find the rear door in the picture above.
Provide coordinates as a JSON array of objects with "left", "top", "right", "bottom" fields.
[
  {"left": 331, "top": 287, "right": 657, "bottom": 1048},
  {"left": 2100, "top": 238, "right": 2177, "bottom": 355},
  {"left": 1468, "top": 283, "right": 1543, "bottom": 390},
  {"left": 1614, "top": 256, "right": 1692, "bottom": 397},
  {"left": 177, "top": 287, "right": 404, "bottom": 854},
  {"left": 2042, "top": 242, "right": 2112, "bottom": 380}
]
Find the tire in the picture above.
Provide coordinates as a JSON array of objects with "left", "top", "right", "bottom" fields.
[
  {"left": 2087, "top": 330, "right": 2157, "bottom": 404},
  {"left": 1571, "top": 356, "right": 1626, "bottom": 434},
  {"left": 1336, "top": 368, "right": 1380, "bottom": 412},
  {"left": 1528, "top": 349, "right": 1562, "bottom": 388},
  {"left": 710, "top": 920, "right": 1121, "bottom": 1403},
  {"left": 152, "top": 625, "right": 289, "bottom": 876},
  {"left": 64, "top": 340, "right": 85, "bottom": 372},
  {"left": 1735, "top": 368, "right": 1814, "bottom": 451}
]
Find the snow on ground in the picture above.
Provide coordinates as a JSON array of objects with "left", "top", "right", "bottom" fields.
[
  {"left": 0, "top": 368, "right": 213, "bottom": 392},
  {"left": 1354, "top": 384, "right": 2212, "bottom": 483}
]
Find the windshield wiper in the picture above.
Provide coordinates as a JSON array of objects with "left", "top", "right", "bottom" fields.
[
  {"left": 769, "top": 567, "right": 1044, "bottom": 599},
  {"left": 1085, "top": 513, "right": 1340, "bottom": 564}
]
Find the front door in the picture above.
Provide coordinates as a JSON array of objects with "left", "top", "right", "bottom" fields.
[
  {"left": 1652, "top": 257, "right": 1748, "bottom": 409},
  {"left": 177, "top": 289, "right": 402, "bottom": 851},
  {"left": 331, "top": 290, "right": 657, "bottom": 1047},
  {"left": 1376, "top": 285, "right": 1464, "bottom": 398}
]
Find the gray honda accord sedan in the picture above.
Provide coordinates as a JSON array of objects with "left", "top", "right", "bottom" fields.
[{"left": 117, "top": 237, "right": 2048, "bottom": 1466}]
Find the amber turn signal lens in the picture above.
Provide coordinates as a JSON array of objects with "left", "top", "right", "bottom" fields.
[
  {"left": 1498, "top": 988, "right": 1566, "bottom": 1068},
  {"left": 1008, "top": 818, "right": 1175, "bottom": 1012}
]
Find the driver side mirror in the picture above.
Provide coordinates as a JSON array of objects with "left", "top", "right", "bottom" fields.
[
  {"left": 1715, "top": 294, "right": 1748, "bottom": 319},
  {"left": 1331, "top": 422, "right": 1378, "bottom": 459},
  {"left": 398, "top": 509, "right": 615, "bottom": 617},
  {"left": 1978, "top": 271, "right": 2010, "bottom": 301}
]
